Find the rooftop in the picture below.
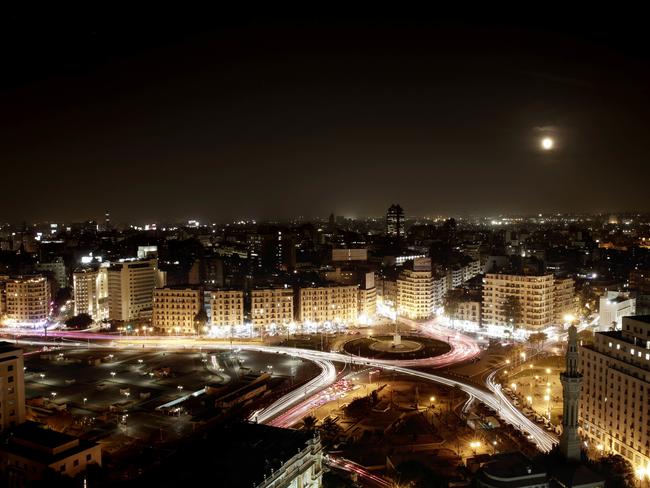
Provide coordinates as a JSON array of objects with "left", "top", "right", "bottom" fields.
[
  {"left": 0, "top": 341, "right": 22, "bottom": 356},
  {"left": 0, "top": 422, "right": 98, "bottom": 465},
  {"left": 138, "top": 422, "right": 316, "bottom": 488}
]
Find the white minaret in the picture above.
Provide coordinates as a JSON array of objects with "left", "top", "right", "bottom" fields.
[{"left": 559, "top": 324, "right": 582, "bottom": 461}]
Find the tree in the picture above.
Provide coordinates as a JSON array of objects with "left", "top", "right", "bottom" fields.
[
  {"left": 502, "top": 295, "right": 522, "bottom": 332},
  {"left": 302, "top": 415, "right": 318, "bottom": 432},
  {"left": 577, "top": 285, "right": 599, "bottom": 321},
  {"left": 65, "top": 313, "right": 93, "bottom": 329},
  {"left": 528, "top": 332, "right": 547, "bottom": 352},
  {"left": 344, "top": 396, "right": 372, "bottom": 418},
  {"left": 319, "top": 417, "right": 341, "bottom": 446},
  {"left": 590, "top": 454, "right": 635, "bottom": 488},
  {"left": 194, "top": 308, "right": 209, "bottom": 335},
  {"left": 370, "top": 389, "right": 379, "bottom": 406},
  {"left": 443, "top": 291, "right": 461, "bottom": 325},
  {"left": 391, "top": 460, "right": 447, "bottom": 488}
]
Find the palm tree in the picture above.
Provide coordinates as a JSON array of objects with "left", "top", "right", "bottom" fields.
[
  {"left": 302, "top": 415, "right": 318, "bottom": 432},
  {"left": 319, "top": 417, "right": 341, "bottom": 443},
  {"left": 443, "top": 292, "right": 461, "bottom": 325},
  {"left": 528, "top": 332, "right": 547, "bottom": 353}
]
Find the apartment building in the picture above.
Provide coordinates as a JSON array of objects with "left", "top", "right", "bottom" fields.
[
  {"left": 107, "top": 258, "right": 162, "bottom": 321},
  {"left": 454, "top": 300, "right": 481, "bottom": 324},
  {"left": 580, "top": 316, "right": 650, "bottom": 472},
  {"left": 210, "top": 290, "right": 244, "bottom": 327},
  {"left": 153, "top": 286, "right": 202, "bottom": 334},
  {"left": 298, "top": 285, "right": 358, "bottom": 324},
  {"left": 73, "top": 266, "right": 108, "bottom": 321},
  {"left": 250, "top": 287, "right": 294, "bottom": 327},
  {"left": 0, "top": 342, "right": 25, "bottom": 432},
  {"left": 482, "top": 273, "right": 574, "bottom": 330},
  {"left": 5, "top": 275, "right": 50, "bottom": 325},
  {"left": 554, "top": 278, "right": 576, "bottom": 323},
  {"left": 0, "top": 422, "right": 101, "bottom": 485},
  {"left": 397, "top": 269, "right": 433, "bottom": 320}
]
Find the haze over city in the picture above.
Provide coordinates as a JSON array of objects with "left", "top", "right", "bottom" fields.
[
  {"left": 2, "top": 8, "right": 650, "bottom": 488},
  {"left": 3, "top": 11, "right": 650, "bottom": 222}
]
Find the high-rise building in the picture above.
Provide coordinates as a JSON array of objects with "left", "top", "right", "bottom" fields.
[
  {"left": 554, "top": 278, "right": 576, "bottom": 323},
  {"left": 73, "top": 265, "right": 109, "bottom": 321},
  {"left": 629, "top": 268, "right": 650, "bottom": 310},
  {"left": 5, "top": 275, "right": 50, "bottom": 325},
  {"left": 153, "top": 286, "right": 203, "bottom": 334},
  {"left": 397, "top": 268, "right": 433, "bottom": 319},
  {"left": 482, "top": 273, "right": 574, "bottom": 330},
  {"left": 210, "top": 290, "right": 244, "bottom": 327},
  {"left": 107, "top": 258, "right": 162, "bottom": 321},
  {"left": 580, "top": 316, "right": 650, "bottom": 471},
  {"left": 35, "top": 257, "right": 68, "bottom": 291},
  {"left": 298, "top": 285, "right": 358, "bottom": 324},
  {"left": 0, "top": 275, "right": 9, "bottom": 318},
  {"left": 0, "top": 342, "right": 26, "bottom": 431},
  {"left": 250, "top": 287, "right": 294, "bottom": 327},
  {"left": 386, "top": 204, "right": 405, "bottom": 238},
  {"left": 358, "top": 271, "right": 377, "bottom": 322}
]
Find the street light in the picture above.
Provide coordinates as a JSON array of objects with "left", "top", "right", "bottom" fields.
[
  {"left": 470, "top": 441, "right": 481, "bottom": 455},
  {"left": 83, "top": 398, "right": 87, "bottom": 405}
]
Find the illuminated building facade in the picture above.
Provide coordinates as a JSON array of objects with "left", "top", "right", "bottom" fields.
[
  {"left": 210, "top": 289, "right": 244, "bottom": 327},
  {"left": 598, "top": 291, "right": 636, "bottom": 331},
  {"left": 0, "top": 342, "right": 25, "bottom": 431},
  {"left": 107, "top": 258, "right": 162, "bottom": 321},
  {"left": 73, "top": 266, "right": 108, "bottom": 321},
  {"left": 580, "top": 316, "right": 650, "bottom": 473},
  {"left": 153, "top": 286, "right": 202, "bottom": 334},
  {"left": 482, "top": 273, "right": 565, "bottom": 330},
  {"left": 298, "top": 285, "right": 358, "bottom": 324},
  {"left": 554, "top": 277, "right": 576, "bottom": 323},
  {"left": 250, "top": 287, "right": 294, "bottom": 327},
  {"left": 397, "top": 269, "right": 433, "bottom": 319},
  {"left": 5, "top": 275, "right": 50, "bottom": 325},
  {"left": 386, "top": 203, "right": 405, "bottom": 238}
]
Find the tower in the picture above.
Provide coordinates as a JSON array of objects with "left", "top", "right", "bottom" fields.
[
  {"left": 386, "top": 204, "right": 404, "bottom": 238},
  {"left": 559, "top": 324, "right": 582, "bottom": 461}
]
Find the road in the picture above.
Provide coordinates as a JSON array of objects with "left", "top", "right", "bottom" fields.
[{"left": 4, "top": 327, "right": 556, "bottom": 451}]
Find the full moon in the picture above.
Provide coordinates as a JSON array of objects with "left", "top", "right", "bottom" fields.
[{"left": 541, "top": 137, "right": 554, "bottom": 150}]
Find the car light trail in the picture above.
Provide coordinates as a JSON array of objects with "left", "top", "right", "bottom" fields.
[{"left": 6, "top": 328, "right": 556, "bottom": 451}]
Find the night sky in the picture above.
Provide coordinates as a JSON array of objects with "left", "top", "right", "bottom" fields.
[{"left": 2, "top": 10, "right": 649, "bottom": 223}]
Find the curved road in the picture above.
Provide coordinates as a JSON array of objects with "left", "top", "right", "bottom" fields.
[{"left": 3, "top": 326, "right": 556, "bottom": 451}]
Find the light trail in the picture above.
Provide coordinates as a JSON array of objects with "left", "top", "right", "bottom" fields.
[
  {"left": 325, "top": 455, "right": 392, "bottom": 488},
  {"left": 252, "top": 358, "right": 337, "bottom": 425},
  {"left": 5, "top": 328, "right": 556, "bottom": 451}
]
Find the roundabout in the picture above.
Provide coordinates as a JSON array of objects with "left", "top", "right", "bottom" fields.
[{"left": 343, "top": 333, "right": 451, "bottom": 360}]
